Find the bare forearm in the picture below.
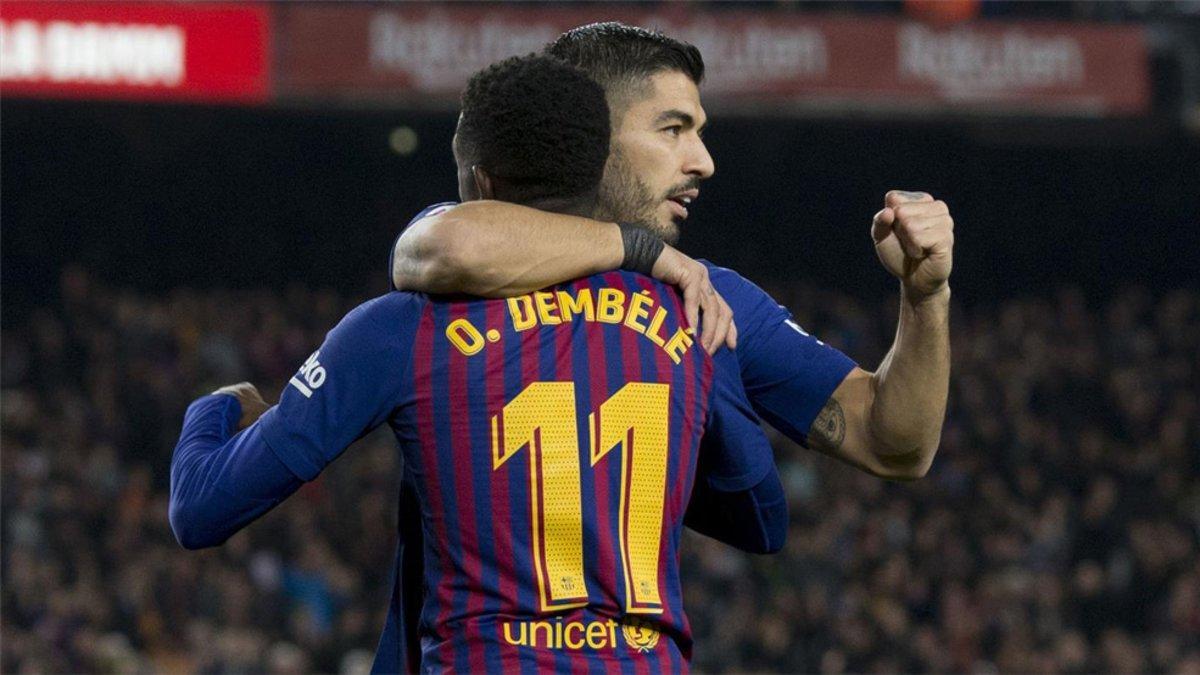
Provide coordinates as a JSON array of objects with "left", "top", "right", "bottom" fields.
[
  {"left": 807, "top": 189, "right": 953, "bottom": 481},
  {"left": 392, "top": 201, "right": 623, "bottom": 297},
  {"left": 868, "top": 285, "right": 950, "bottom": 470}
]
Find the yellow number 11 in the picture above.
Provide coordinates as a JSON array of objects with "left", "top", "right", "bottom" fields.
[{"left": 491, "top": 381, "right": 670, "bottom": 615}]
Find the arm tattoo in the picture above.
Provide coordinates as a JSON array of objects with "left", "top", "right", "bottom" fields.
[{"left": 810, "top": 398, "right": 846, "bottom": 449}]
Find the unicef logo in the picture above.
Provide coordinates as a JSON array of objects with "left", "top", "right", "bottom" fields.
[{"left": 620, "top": 618, "right": 660, "bottom": 653}]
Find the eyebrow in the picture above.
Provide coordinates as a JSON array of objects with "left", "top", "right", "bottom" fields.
[{"left": 654, "top": 109, "right": 708, "bottom": 134}]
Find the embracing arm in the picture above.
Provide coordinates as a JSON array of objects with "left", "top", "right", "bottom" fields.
[
  {"left": 686, "top": 470, "right": 786, "bottom": 554},
  {"left": 808, "top": 287, "right": 949, "bottom": 480},
  {"left": 686, "top": 349, "right": 789, "bottom": 554},
  {"left": 393, "top": 200, "right": 737, "bottom": 352},
  {"left": 393, "top": 200, "right": 623, "bottom": 297},
  {"left": 170, "top": 295, "right": 417, "bottom": 549},
  {"left": 169, "top": 392, "right": 302, "bottom": 549}
]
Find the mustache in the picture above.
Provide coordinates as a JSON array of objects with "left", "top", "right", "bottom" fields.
[{"left": 662, "top": 177, "right": 701, "bottom": 200}]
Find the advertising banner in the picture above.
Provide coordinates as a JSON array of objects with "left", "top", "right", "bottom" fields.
[
  {"left": 276, "top": 4, "right": 1149, "bottom": 116},
  {"left": 1, "top": 2, "right": 271, "bottom": 103}
]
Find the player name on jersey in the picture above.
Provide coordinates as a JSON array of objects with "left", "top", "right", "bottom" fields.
[{"left": 444, "top": 286, "right": 696, "bottom": 364}]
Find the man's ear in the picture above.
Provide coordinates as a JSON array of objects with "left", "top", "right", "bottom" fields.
[{"left": 471, "top": 165, "right": 495, "bottom": 200}]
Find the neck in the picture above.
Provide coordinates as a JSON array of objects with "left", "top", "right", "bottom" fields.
[
  {"left": 487, "top": 174, "right": 600, "bottom": 218},
  {"left": 527, "top": 197, "right": 596, "bottom": 219},
  {"left": 500, "top": 192, "right": 597, "bottom": 219}
]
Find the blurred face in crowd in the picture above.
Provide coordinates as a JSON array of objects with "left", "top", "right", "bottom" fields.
[{"left": 594, "top": 70, "right": 715, "bottom": 245}]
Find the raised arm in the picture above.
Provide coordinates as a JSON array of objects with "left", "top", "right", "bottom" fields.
[
  {"left": 806, "top": 288, "right": 949, "bottom": 480},
  {"left": 803, "top": 191, "right": 952, "bottom": 479},
  {"left": 708, "top": 190, "right": 951, "bottom": 482},
  {"left": 392, "top": 200, "right": 737, "bottom": 352}
]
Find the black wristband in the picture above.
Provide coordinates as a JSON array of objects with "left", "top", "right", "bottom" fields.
[{"left": 618, "top": 223, "right": 665, "bottom": 276}]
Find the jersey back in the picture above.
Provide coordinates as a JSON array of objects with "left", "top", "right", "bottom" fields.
[{"left": 395, "top": 271, "right": 712, "bottom": 672}]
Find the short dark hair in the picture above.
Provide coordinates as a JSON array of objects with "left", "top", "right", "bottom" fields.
[
  {"left": 545, "top": 22, "right": 704, "bottom": 100},
  {"left": 456, "top": 53, "right": 609, "bottom": 206}
]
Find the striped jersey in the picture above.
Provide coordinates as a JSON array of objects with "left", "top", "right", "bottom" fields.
[{"left": 258, "top": 271, "right": 779, "bottom": 672}]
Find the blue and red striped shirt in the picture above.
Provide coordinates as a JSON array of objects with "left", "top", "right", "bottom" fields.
[
  {"left": 171, "top": 233, "right": 856, "bottom": 672},
  {"left": 174, "top": 271, "right": 801, "bottom": 672}
]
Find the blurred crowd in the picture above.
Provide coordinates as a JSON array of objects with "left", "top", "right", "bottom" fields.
[
  {"left": 2, "top": 267, "right": 1197, "bottom": 673},
  {"left": 685, "top": 279, "right": 1200, "bottom": 673}
]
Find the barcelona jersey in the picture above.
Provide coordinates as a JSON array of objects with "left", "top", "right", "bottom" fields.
[
  {"left": 257, "top": 270, "right": 782, "bottom": 672},
  {"left": 170, "top": 205, "right": 859, "bottom": 673}
]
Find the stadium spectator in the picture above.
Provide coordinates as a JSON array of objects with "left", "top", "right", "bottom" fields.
[{"left": 2, "top": 267, "right": 1197, "bottom": 672}]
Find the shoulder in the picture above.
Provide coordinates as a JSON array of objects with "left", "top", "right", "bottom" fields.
[
  {"left": 700, "top": 261, "right": 771, "bottom": 304},
  {"left": 699, "top": 260, "right": 786, "bottom": 325},
  {"left": 332, "top": 292, "right": 428, "bottom": 344},
  {"left": 698, "top": 260, "right": 741, "bottom": 288},
  {"left": 407, "top": 201, "right": 459, "bottom": 227}
]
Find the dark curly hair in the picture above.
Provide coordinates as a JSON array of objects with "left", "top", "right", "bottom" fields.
[
  {"left": 546, "top": 22, "right": 704, "bottom": 106},
  {"left": 456, "top": 53, "right": 610, "bottom": 207}
]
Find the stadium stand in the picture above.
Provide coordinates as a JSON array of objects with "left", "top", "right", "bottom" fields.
[{"left": 3, "top": 267, "right": 1196, "bottom": 673}]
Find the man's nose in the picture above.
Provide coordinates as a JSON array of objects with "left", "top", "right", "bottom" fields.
[{"left": 684, "top": 137, "right": 715, "bottom": 179}]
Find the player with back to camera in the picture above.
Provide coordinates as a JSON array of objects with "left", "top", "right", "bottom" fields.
[
  {"left": 392, "top": 22, "right": 953, "bottom": 486},
  {"left": 170, "top": 54, "right": 793, "bottom": 673}
]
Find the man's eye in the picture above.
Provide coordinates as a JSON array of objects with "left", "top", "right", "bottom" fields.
[{"left": 662, "top": 125, "right": 682, "bottom": 137}]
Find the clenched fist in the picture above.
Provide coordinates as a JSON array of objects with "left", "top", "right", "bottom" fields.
[
  {"left": 213, "top": 381, "right": 271, "bottom": 430},
  {"left": 872, "top": 190, "right": 955, "bottom": 299}
]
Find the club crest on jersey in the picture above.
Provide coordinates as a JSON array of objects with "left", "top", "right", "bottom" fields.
[
  {"left": 621, "top": 618, "right": 661, "bottom": 653},
  {"left": 289, "top": 351, "right": 326, "bottom": 398}
]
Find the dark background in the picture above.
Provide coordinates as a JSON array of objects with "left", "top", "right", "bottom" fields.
[{"left": 5, "top": 99, "right": 1197, "bottom": 315}]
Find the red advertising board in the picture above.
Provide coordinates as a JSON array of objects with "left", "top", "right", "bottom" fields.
[
  {"left": 275, "top": 4, "right": 1149, "bottom": 116},
  {"left": 0, "top": 2, "right": 270, "bottom": 104}
]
